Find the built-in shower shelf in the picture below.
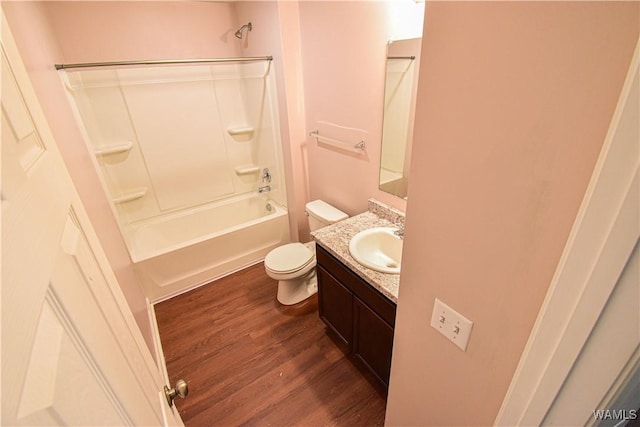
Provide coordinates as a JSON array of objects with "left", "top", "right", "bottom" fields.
[
  {"left": 227, "top": 127, "right": 254, "bottom": 138},
  {"left": 94, "top": 141, "right": 134, "bottom": 156},
  {"left": 234, "top": 165, "right": 261, "bottom": 176},
  {"left": 112, "top": 187, "right": 147, "bottom": 204}
]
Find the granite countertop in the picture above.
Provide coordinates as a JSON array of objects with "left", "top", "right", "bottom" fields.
[{"left": 311, "top": 200, "right": 404, "bottom": 303}]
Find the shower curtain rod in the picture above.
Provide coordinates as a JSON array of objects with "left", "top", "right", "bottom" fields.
[{"left": 54, "top": 56, "right": 273, "bottom": 71}]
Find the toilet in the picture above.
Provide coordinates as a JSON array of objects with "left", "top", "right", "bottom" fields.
[{"left": 264, "top": 200, "right": 348, "bottom": 305}]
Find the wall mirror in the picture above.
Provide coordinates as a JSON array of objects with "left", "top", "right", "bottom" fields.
[{"left": 379, "top": 37, "right": 422, "bottom": 199}]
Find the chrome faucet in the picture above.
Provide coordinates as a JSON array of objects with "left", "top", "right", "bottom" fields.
[
  {"left": 258, "top": 185, "right": 271, "bottom": 193},
  {"left": 262, "top": 168, "right": 272, "bottom": 183},
  {"left": 393, "top": 222, "right": 405, "bottom": 238}
]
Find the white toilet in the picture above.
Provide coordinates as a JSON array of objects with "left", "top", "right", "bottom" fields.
[{"left": 264, "top": 200, "right": 348, "bottom": 305}]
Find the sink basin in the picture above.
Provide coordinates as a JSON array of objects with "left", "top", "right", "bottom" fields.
[{"left": 348, "top": 227, "right": 403, "bottom": 274}]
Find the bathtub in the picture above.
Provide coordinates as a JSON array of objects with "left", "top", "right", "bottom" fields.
[{"left": 127, "top": 194, "right": 290, "bottom": 302}]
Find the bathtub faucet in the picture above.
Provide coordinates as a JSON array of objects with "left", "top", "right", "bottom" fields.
[
  {"left": 258, "top": 185, "right": 271, "bottom": 193},
  {"left": 262, "top": 168, "right": 272, "bottom": 183}
]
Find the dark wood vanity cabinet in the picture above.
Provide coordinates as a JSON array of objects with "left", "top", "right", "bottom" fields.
[
  {"left": 352, "top": 298, "right": 395, "bottom": 387},
  {"left": 316, "top": 245, "right": 396, "bottom": 389}
]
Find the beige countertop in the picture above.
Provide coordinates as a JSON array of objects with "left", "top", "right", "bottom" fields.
[{"left": 311, "top": 200, "right": 404, "bottom": 303}]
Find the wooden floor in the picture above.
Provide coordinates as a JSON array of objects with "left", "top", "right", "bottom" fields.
[{"left": 154, "top": 263, "right": 387, "bottom": 426}]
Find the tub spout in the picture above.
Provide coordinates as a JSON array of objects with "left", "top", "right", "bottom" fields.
[{"left": 258, "top": 185, "right": 271, "bottom": 193}]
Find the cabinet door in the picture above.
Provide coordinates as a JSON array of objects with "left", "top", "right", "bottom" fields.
[
  {"left": 317, "top": 266, "right": 353, "bottom": 350},
  {"left": 353, "top": 297, "right": 394, "bottom": 388}
]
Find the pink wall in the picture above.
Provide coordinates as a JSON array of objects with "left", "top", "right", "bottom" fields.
[
  {"left": 298, "top": 1, "right": 422, "bottom": 222},
  {"left": 386, "top": 2, "right": 639, "bottom": 425},
  {"left": 44, "top": 1, "right": 239, "bottom": 62},
  {"left": 273, "top": 1, "right": 310, "bottom": 243}
]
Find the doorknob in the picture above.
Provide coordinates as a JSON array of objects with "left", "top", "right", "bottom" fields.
[{"left": 164, "top": 379, "right": 188, "bottom": 407}]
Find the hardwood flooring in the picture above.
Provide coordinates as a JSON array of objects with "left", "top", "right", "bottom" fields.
[{"left": 154, "top": 263, "right": 387, "bottom": 426}]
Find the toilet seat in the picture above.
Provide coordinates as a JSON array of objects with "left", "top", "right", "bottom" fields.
[{"left": 264, "top": 243, "right": 314, "bottom": 274}]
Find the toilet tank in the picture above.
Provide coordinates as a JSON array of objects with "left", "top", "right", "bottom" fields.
[{"left": 305, "top": 200, "right": 348, "bottom": 232}]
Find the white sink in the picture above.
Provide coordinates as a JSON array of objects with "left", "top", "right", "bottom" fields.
[{"left": 348, "top": 227, "right": 403, "bottom": 274}]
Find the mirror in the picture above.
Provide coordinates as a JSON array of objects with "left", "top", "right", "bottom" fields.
[{"left": 379, "top": 37, "right": 422, "bottom": 199}]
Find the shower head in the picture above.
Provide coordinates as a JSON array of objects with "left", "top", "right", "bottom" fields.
[{"left": 234, "top": 22, "right": 252, "bottom": 39}]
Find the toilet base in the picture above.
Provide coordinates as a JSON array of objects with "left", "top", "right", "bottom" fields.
[{"left": 277, "top": 272, "right": 318, "bottom": 305}]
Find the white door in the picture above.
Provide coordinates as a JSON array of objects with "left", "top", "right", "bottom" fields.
[{"left": 1, "top": 11, "right": 182, "bottom": 426}]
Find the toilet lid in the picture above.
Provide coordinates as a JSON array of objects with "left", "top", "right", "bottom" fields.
[{"left": 265, "top": 243, "right": 314, "bottom": 274}]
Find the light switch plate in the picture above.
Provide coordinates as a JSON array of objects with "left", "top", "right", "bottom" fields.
[{"left": 430, "top": 298, "right": 473, "bottom": 351}]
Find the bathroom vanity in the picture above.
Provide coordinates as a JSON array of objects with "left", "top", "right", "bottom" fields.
[
  {"left": 311, "top": 199, "right": 403, "bottom": 390},
  {"left": 317, "top": 246, "right": 396, "bottom": 388}
]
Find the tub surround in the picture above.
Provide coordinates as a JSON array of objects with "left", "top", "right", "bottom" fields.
[
  {"left": 62, "top": 57, "right": 289, "bottom": 304},
  {"left": 311, "top": 199, "right": 404, "bottom": 303}
]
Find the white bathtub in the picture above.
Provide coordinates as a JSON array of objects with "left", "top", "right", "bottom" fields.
[{"left": 127, "top": 194, "right": 290, "bottom": 302}]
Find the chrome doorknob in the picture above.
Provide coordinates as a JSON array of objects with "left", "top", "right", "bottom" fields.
[{"left": 164, "top": 379, "right": 188, "bottom": 407}]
